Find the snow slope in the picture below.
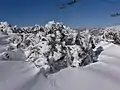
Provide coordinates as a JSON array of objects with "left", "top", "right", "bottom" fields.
[
  {"left": 105, "top": 25, "right": 120, "bottom": 30},
  {"left": 0, "top": 21, "right": 120, "bottom": 90},
  {"left": 0, "top": 41, "right": 120, "bottom": 90}
]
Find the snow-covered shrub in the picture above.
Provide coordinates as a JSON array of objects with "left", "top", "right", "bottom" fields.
[{"left": 2, "top": 21, "right": 120, "bottom": 73}]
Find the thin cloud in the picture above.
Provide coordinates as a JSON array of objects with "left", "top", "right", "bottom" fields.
[{"left": 100, "top": 0, "right": 118, "bottom": 4}]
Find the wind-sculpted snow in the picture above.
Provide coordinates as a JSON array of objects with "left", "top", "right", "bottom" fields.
[{"left": 1, "top": 21, "right": 120, "bottom": 74}]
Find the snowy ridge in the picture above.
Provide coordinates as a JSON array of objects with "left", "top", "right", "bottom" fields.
[
  {"left": 0, "top": 21, "right": 120, "bottom": 74},
  {"left": 105, "top": 25, "right": 120, "bottom": 30}
]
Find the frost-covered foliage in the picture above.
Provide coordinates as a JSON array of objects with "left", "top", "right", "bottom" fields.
[
  {"left": 89, "top": 27, "right": 120, "bottom": 45},
  {"left": 1, "top": 21, "right": 119, "bottom": 73}
]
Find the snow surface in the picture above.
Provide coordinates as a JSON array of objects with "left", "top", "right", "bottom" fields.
[
  {"left": 0, "top": 21, "right": 120, "bottom": 90},
  {"left": 0, "top": 43, "right": 120, "bottom": 90}
]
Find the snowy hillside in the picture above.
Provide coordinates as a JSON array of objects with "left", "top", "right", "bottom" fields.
[
  {"left": 105, "top": 25, "right": 120, "bottom": 30},
  {"left": 1, "top": 21, "right": 120, "bottom": 74},
  {"left": 1, "top": 21, "right": 120, "bottom": 90}
]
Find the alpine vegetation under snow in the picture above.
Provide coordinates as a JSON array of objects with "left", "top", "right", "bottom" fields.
[{"left": 0, "top": 21, "right": 120, "bottom": 74}]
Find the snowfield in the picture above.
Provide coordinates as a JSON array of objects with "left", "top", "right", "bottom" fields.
[{"left": 0, "top": 21, "right": 120, "bottom": 90}]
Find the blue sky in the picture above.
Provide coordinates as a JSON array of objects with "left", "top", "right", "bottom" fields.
[{"left": 0, "top": 0, "right": 120, "bottom": 28}]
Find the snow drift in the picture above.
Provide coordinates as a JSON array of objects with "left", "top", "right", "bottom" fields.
[{"left": 0, "top": 43, "right": 120, "bottom": 90}]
